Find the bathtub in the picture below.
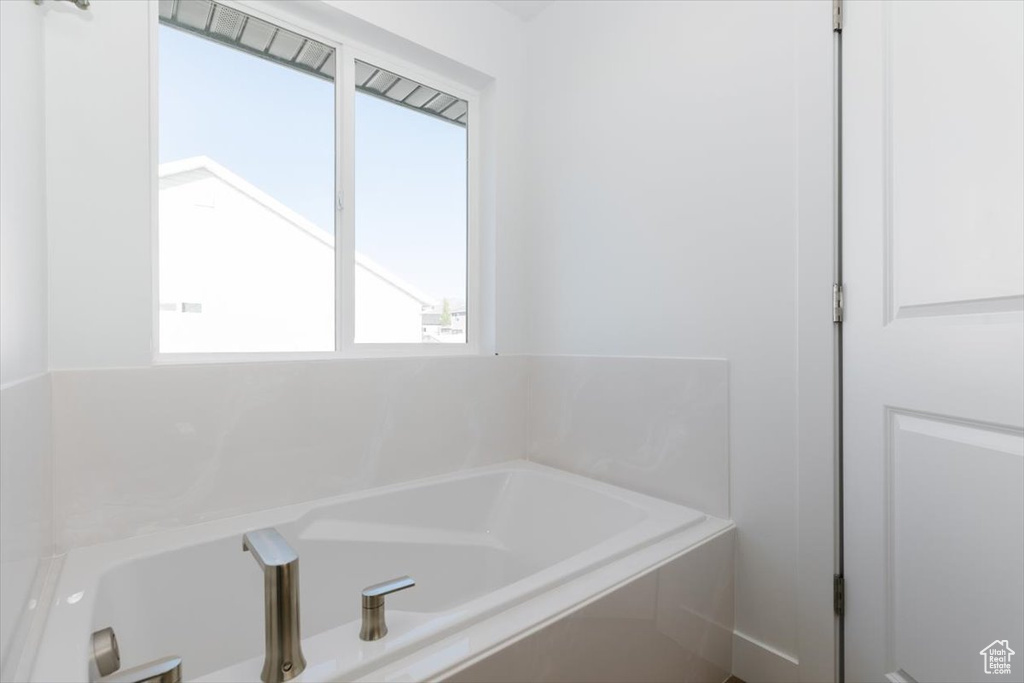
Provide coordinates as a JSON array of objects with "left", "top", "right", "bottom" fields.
[{"left": 29, "top": 461, "right": 732, "bottom": 682}]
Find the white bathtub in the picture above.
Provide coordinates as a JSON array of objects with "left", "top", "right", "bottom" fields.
[{"left": 30, "top": 461, "right": 732, "bottom": 682}]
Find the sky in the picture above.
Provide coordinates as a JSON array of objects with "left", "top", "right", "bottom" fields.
[{"left": 159, "top": 26, "right": 467, "bottom": 302}]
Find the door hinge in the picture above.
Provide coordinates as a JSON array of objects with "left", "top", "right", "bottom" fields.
[
  {"left": 833, "top": 0, "right": 843, "bottom": 31},
  {"left": 833, "top": 283, "right": 844, "bottom": 323},
  {"left": 834, "top": 574, "right": 845, "bottom": 616}
]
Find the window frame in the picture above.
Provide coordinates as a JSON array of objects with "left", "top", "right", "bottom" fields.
[{"left": 152, "top": 0, "right": 481, "bottom": 364}]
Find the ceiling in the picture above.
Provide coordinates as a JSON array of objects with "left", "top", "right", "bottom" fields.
[{"left": 490, "top": 0, "right": 554, "bottom": 22}]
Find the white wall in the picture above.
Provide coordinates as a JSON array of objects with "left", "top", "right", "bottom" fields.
[
  {"left": 0, "top": 0, "right": 54, "bottom": 677},
  {"left": 45, "top": 0, "right": 153, "bottom": 369},
  {"left": 793, "top": 3, "right": 838, "bottom": 680},
  {"left": 1, "top": 0, "right": 49, "bottom": 386},
  {"left": 520, "top": 2, "right": 833, "bottom": 679}
]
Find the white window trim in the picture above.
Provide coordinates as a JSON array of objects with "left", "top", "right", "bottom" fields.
[{"left": 151, "top": 0, "right": 483, "bottom": 365}]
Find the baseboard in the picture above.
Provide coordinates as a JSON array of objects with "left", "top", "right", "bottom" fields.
[{"left": 732, "top": 630, "right": 799, "bottom": 683}]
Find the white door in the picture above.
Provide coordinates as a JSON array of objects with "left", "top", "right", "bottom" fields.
[{"left": 843, "top": 1, "right": 1024, "bottom": 682}]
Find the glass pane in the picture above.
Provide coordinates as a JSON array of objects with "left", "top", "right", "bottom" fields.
[
  {"left": 158, "top": 4, "right": 335, "bottom": 353},
  {"left": 354, "top": 62, "right": 468, "bottom": 344}
]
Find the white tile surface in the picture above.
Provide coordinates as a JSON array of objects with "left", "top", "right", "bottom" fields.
[
  {"left": 447, "top": 528, "right": 735, "bottom": 683},
  {"left": 527, "top": 356, "right": 729, "bottom": 518},
  {"left": 732, "top": 630, "right": 799, "bottom": 683},
  {"left": 51, "top": 354, "right": 731, "bottom": 556},
  {"left": 0, "top": 374, "right": 53, "bottom": 677},
  {"left": 51, "top": 356, "right": 528, "bottom": 551}
]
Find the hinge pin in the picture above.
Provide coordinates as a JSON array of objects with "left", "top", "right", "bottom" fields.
[{"left": 833, "top": 0, "right": 843, "bottom": 31}]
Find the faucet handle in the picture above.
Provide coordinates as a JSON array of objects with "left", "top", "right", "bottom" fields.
[
  {"left": 361, "top": 575, "right": 415, "bottom": 608},
  {"left": 99, "top": 657, "right": 182, "bottom": 683},
  {"left": 90, "top": 627, "right": 182, "bottom": 683},
  {"left": 360, "top": 576, "right": 415, "bottom": 641}
]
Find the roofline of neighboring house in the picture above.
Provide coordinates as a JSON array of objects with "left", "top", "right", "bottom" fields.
[
  {"left": 159, "top": 156, "right": 333, "bottom": 247},
  {"left": 159, "top": 156, "right": 437, "bottom": 306}
]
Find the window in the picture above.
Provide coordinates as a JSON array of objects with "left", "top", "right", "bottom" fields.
[
  {"left": 157, "top": 0, "right": 473, "bottom": 356},
  {"left": 354, "top": 61, "right": 469, "bottom": 344}
]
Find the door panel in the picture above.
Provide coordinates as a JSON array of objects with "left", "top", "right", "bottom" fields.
[
  {"left": 890, "top": 411, "right": 1023, "bottom": 682},
  {"left": 844, "top": 2, "right": 1024, "bottom": 682},
  {"left": 890, "top": 1, "right": 1024, "bottom": 315}
]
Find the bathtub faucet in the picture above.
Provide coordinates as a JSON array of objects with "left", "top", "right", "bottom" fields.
[{"left": 243, "top": 528, "right": 307, "bottom": 683}]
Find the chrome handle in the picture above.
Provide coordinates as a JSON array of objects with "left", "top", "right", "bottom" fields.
[
  {"left": 361, "top": 575, "right": 415, "bottom": 607},
  {"left": 90, "top": 627, "right": 181, "bottom": 683},
  {"left": 360, "top": 575, "right": 415, "bottom": 641},
  {"left": 99, "top": 656, "right": 182, "bottom": 683}
]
